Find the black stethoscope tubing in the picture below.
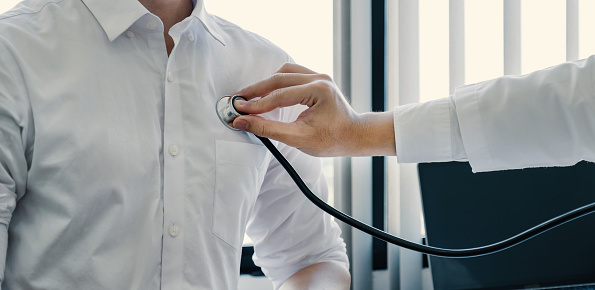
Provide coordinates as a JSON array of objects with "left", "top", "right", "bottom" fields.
[{"left": 257, "top": 136, "right": 595, "bottom": 258}]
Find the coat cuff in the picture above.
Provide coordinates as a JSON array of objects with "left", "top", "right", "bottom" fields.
[
  {"left": 394, "top": 98, "right": 453, "bottom": 164},
  {"left": 453, "top": 83, "right": 494, "bottom": 172}
]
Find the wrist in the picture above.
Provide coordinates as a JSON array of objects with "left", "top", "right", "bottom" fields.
[{"left": 352, "top": 111, "right": 396, "bottom": 156}]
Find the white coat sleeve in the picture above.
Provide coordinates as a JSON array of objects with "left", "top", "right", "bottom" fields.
[
  {"left": 0, "top": 42, "right": 32, "bottom": 283},
  {"left": 396, "top": 56, "right": 595, "bottom": 172},
  {"left": 245, "top": 104, "right": 349, "bottom": 289},
  {"left": 394, "top": 97, "right": 467, "bottom": 164}
]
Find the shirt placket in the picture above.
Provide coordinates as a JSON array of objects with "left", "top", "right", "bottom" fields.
[{"left": 144, "top": 15, "right": 187, "bottom": 290}]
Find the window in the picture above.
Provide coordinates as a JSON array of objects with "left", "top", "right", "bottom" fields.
[{"left": 418, "top": 0, "right": 595, "bottom": 105}]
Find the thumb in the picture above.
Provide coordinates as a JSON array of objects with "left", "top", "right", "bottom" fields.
[{"left": 232, "top": 115, "right": 298, "bottom": 144}]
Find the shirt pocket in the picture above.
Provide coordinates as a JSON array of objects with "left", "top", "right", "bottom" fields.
[{"left": 213, "top": 140, "right": 269, "bottom": 250}]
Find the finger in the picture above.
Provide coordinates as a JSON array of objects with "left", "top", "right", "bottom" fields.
[
  {"left": 232, "top": 115, "right": 302, "bottom": 146},
  {"left": 236, "top": 72, "right": 331, "bottom": 101},
  {"left": 234, "top": 63, "right": 322, "bottom": 100},
  {"left": 234, "top": 81, "right": 325, "bottom": 115},
  {"left": 275, "top": 62, "right": 318, "bottom": 74}
]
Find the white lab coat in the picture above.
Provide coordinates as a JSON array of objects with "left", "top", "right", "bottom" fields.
[{"left": 395, "top": 55, "right": 595, "bottom": 172}]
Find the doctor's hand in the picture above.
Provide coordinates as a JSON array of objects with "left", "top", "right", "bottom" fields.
[{"left": 232, "top": 63, "right": 396, "bottom": 157}]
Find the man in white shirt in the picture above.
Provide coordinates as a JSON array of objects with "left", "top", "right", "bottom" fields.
[
  {"left": 232, "top": 59, "right": 595, "bottom": 172},
  {"left": 0, "top": 0, "right": 350, "bottom": 289}
]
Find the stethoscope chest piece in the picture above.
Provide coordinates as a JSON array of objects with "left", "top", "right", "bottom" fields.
[{"left": 216, "top": 95, "right": 247, "bottom": 131}]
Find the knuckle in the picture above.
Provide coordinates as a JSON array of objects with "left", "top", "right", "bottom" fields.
[
  {"left": 312, "top": 80, "right": 334, "bottom": 96},
  {"left": 257, "top": 123, "right": 272, "bottom": 138},
  {"left": 317, "top": 73, "right": 333, "bottom": 82},
  {"left": 278, "top": 62, "right": 293, "bottom": 73}
]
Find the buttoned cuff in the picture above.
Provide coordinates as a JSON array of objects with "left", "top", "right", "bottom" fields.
[{"left": 394, "top": 98, "right": 455, "bottom": 163}]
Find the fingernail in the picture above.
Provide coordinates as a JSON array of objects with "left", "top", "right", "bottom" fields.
[
  {"left": 234, "top": 119, "right": 249, "bottom": 131},
  {"left": 234, "top": 99, "right": 248, "bottom": 107}
]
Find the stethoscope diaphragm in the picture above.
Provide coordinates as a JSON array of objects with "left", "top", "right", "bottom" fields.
[{"left": 216, "top": 95, "right": 247, "bottom": 130}]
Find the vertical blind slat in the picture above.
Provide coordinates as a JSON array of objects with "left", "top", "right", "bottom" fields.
[
  {"left": 385, "top": 1, "right": 401, "bottom": 288},
  {"left": 567, "top": 0, "right": 579, "bottom": 61},
  {"left": 396, "top": 0, "right": 423, "bottom": 289},
  {"left": 449, "top": 0, "right": 465, "bottom": 94},
  {"left": 399, "top": 0, "right": 420, "bottom": 105},
  {"left": 504, "top": 0, "right": 521, "bottom": 75},
  {"left": 349, "top": 0, "right": 374, "bottom": 288}
]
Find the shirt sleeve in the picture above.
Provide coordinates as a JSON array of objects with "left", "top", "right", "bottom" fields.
[
  {"left": 395, "top": 55, "right": 595, "bottom": 172},
  {"left": 0, "top": 43, "right": 32, "bottom": 284},
  {"left": 394, "top": 97, "right": 467, "bottom": 164},
  {"left": 246, "top": 106, "right": 349, "bottom": 289}
]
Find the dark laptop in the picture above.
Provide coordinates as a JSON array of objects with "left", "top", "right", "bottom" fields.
[{"left": 418, "top": 161, "right": 595, "bottom": 290}]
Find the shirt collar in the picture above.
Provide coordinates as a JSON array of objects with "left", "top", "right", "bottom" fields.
[
  {"left": 81, "top": 0, "right": 226, "bottom": 45},
  {"left": 191, "top": 0, "right": 226, "bottom": 46}
]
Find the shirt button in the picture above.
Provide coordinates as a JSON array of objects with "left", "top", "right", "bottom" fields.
[
  {"left": 167, "top": 71, "right": 174, "bottom": 82},
  {"left": 187, "top": 34, "right": 195, "bottom": 42},
  {"left": 126, "top": 31, "right": 135, "bottom": 38},
  {"left": 168, "top": 144, "right": 179, "bottom": 156},
  {"left": 146, "top": 20, "right": 158, "bottom": 30},
  {"left": 168, "top": 225, "right": 179, "bottom": 237}
]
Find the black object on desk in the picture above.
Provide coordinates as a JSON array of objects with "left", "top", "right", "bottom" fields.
[{"left": 418, "top": 161, "right": 595, "bottom": 290}]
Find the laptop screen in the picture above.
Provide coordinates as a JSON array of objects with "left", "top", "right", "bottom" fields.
[{"left": 418, "top": 161, "right": 595, "bottom": 290}]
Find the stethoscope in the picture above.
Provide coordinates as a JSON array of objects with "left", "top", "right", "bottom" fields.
[{"left": 216, "top": 95, "right": 595, "bottom": 258}]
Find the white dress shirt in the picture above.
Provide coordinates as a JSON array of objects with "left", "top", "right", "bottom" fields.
[
  {"left": 395, "top": 56, "right": 595, "bottom": 172},
  {"left": 0, "top": 0, "right": 348, "bottom": 289}
]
